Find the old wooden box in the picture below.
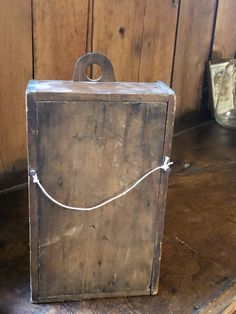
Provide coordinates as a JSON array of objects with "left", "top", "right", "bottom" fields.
[{"left": 26, "top": 53, "right": 175, "bottom": 303}]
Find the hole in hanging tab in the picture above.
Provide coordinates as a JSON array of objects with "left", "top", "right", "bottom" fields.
[{"left": 86, "top": 63, "right": 102, "bottom": 81}]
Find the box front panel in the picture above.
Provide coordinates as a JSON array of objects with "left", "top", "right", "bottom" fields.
[{"left": 31, "top": 100, "right": 167, "bottom": 300}]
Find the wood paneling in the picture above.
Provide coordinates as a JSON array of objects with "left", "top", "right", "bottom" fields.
[
  {"left": 212, "top": 0, "right": 236, "bottom": 59},
  {"left": 0, "top": 0, "right": 235, "bottom": 174},
  {"left": 0, "top": 0, "right": 32, "bottom": 173},
  {"left": 92, "top": 0, "right": 146, "bottom": 82},
  {"left": 139, "top": 0, "right": 179, "bottom": 84},
  {"left": 171, "top": 0, "right": 217, "bottom": 118},
  {"left": 33, "top": 0, "right": 89, "bottom": 80},
  {"left": 92, "top": 0, "right": 178, "bottom": 84}
]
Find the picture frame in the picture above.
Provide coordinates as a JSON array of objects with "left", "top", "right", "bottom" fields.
[{"left": 208, "top": 58, "right": 236, "bottom": 117}]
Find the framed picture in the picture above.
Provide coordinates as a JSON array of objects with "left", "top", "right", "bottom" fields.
[{"left": 208, "top": 59, "right": 236, "bottom": 116}]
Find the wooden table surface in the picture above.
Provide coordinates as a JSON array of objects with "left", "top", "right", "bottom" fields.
[{"left": 0, "top": 121, "right": 236, "bottom": 314}]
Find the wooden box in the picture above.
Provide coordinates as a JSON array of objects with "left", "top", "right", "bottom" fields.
[{"left": 26, "top": 53, "right": 175, "bottom": 303}]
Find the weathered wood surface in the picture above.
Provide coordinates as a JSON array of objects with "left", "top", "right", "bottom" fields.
[
  {"left": 1, "top": 122, "right": 236, "bottom": 313},
  {"left": 73, "top": 52, "right": 116, "bottom": 82},
  {"left": 212, "top": 0, "right": 236, "bottom": 59},
  {"left": 92, "top": 0, "right": 179, "bottom": 84},
  {"left": 28, "top": 80, "right": 174, "bottom": 99},
  {"left": 197, "top": 279, "right": 236, "bottom": 314},
  {"left": 92, "top": 0, "right": 146, "bottom": 82},
  {"left": 27, "top": 77, "right": 175, "bottom": 302},
  {"left": 171, "top": 0, "right": 217, "bottom": 118},
  {"left": 33, "top": 0, "right": 89, "bottom": 80},
  {"left": 36, "top": 101, "right": 166, "bottom": 301},
  {"left": 138, "top": 0, "right": 179, "bottom": 84},
  {"left": 0, "top": 0, "right": 32, "bottom": 172}
]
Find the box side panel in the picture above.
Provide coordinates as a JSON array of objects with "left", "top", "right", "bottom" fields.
[
  {"left": 32, "top": 100, "right": 168, "bottom": 299},
  {"left": 27, "top": 92, "right": 39, "bottom": 302},
  {"left": 33, "top": 80, "right": 175, "bottom": 97},
  {"left": 34, "top": 91, "right": 171, "bottom": 104},
  {"left": 37, "top": 289, "right": 150, "bottom": 303},
  {"left": 150, "top": 95, "right": 176, "bottom": 294}
]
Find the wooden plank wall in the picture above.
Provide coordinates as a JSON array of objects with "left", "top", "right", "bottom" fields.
[
  {"left": 171, "top": 0, "right": 217, "bottom": 118},
  {"left": 33, "top": 0, "right": 89, "bottom": 80},
  {"left": 0, "top": 0, "right": 236, "bottom": 173},
  {"left": 0, "top": 0, "right": 32, "bottom": 173},
  {"left": 212, "top": 0, "right": 236, "bottom": 59}
]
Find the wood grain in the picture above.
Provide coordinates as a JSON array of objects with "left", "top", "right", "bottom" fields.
[
  {"left": 150, "top": 96, "right": 175, "bottom": 294},
  {"left": 26, "top": 91, "right": 39, "bottom": 301},
  {"left": 212, "top": 0, "right": 236, "bottom": 59},
  {"left": 73, "top": 52, "right": 116, "bottom": 82},
  {"left": 33, "top": 0, "right": 89, "bottom": 80},
  {"left": 138, "top": 0, "right": 179, "bottom": 84},
  {"left": 0, "top": 0, "right": 32, "bottom": 173},
  {"left": 198, "top": 280, "right": 236, "bottom": 314},
  {"left": 2, "top": 122, "right": 236, "bottom": 312},
  {"left": 171, "top": 0, "right": 217, "bottom": 118},
  {"left": 1, "top": 0, "right": 235, "bottom": 176},
  {"left": 92, "top": 0, "right": 146, "bottom": 82},
  {"left": 37, "top": 101, "right": 166, "bottom": 300},
  {"left": 27, "top": 78, "right": 175, "bottom": 301}
]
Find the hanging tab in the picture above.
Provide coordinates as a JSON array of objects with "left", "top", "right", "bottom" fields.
[{"left": 73, "top": 52, "right": 116, "bottom": 82}]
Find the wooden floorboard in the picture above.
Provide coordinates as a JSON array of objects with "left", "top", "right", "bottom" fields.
[{"left": 0, "top": 122, "right": 235, "bottom": 313}]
